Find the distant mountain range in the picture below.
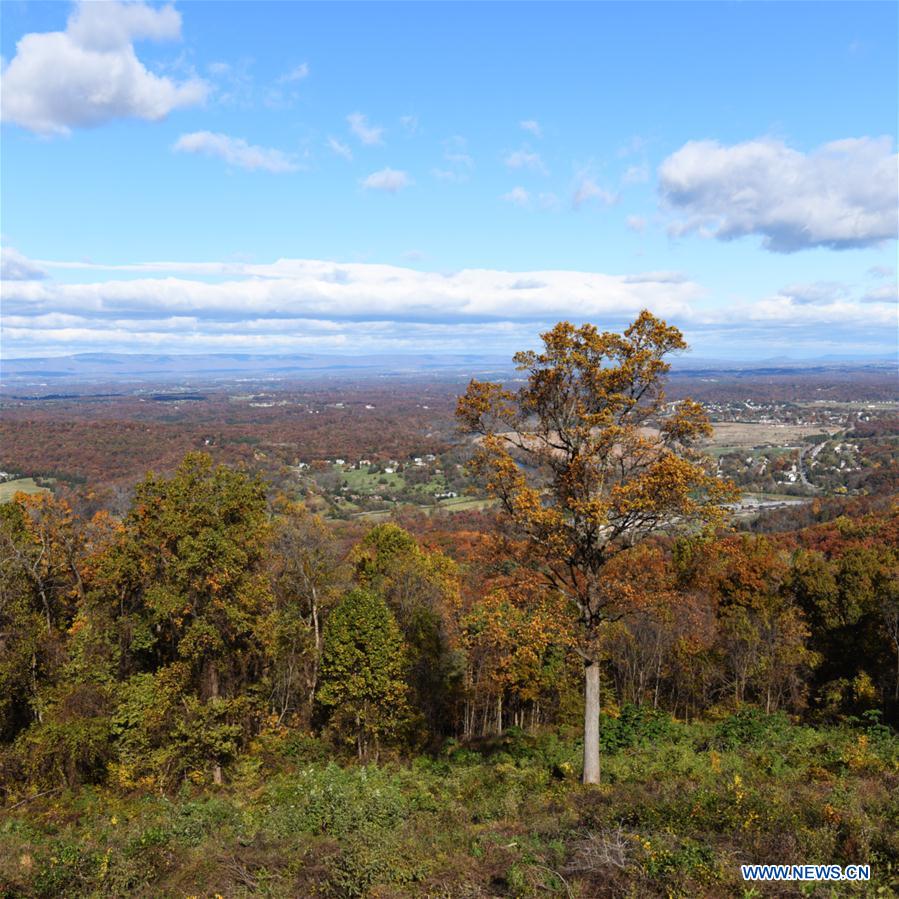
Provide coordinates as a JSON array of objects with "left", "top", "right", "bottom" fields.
[
  {"left": 1, "top": 351, "right": 895, "bottom": 385},
  {"left": 1, "top": 352, "right": 513, "bottom": 384}
]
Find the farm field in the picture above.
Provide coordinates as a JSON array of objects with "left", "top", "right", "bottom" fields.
[
  {"left": 336, "top": 466, "right": 446, "bottom": 497},
  {"left": 707, "top": 422, "right": 833, "bottom": 449},
  {"left": 0, "top": 478, "right": 51, "bottom": 502}
]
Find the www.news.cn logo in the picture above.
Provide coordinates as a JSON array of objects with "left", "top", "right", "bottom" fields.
[{"left": 742, "top": 864, "right": 870, "bottom": 882}]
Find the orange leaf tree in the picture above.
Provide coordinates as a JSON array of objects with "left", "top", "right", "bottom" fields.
[{"left": 456, "top": 310, "right": 738, "bottom": 783}]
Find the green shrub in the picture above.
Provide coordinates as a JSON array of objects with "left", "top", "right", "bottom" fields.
[
  {"left": 600, "top": 703, "right": 675, "bottom": 753},
  {"left": 713, "top": 707, "right": 792, "bottom": 750}
]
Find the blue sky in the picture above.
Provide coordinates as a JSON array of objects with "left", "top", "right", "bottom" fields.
[{"left": 1, "top": 1, "right": 897, "bottom": 360}]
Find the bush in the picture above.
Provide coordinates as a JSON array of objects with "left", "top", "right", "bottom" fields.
[
  {"left": 713, "top": 707, "right": 792, "bottom": 750},
  {"left": 600, "top": 704, "right": 675, "bottom": 753}
]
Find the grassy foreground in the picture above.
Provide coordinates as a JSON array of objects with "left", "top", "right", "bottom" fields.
[{"left": 2, "top": 710, "right": 897, "bottom": 898}]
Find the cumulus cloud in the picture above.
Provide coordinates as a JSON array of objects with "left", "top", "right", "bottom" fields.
[
  {"left": 173, "top": 131, "right": 300, "bottom": 173},
  {"left": 1, "top": 247, "right": 47, "bottom": 281},
  {"left": 1, "top": 1, "right": 208, "bottom": 135},
  {"left": 659, "top": 136, "right": 899, "bottom": 252},
  {"left": 502, "top": 186, "right": 530, "bottom": 207},
  {"left": 347, "top": 112, "right": 384, "bottom": 145},
  {"left": 520, "top": 119, "right": 542, "bottom": 138},
  {"left": 361, "top": 168, "right": 411, "bottom": 192},
  {"left": 66, "top": 1, "right": 181, "bottom": 50}
]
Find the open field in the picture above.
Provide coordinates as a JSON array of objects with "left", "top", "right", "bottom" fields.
[
  {"left": 345, "top": 495, "right": 494, "bottom": 521},
  {"left": 707, "top": 422, "right": 833, "bottom": 449},
  {"left": 0, "top": 478, "right": 51, "bottom": 502},
  {"left": 339, "top": 467, "right": 407, "bottom": 492}
]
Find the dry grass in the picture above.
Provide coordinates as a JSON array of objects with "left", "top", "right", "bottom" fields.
[{"left": 707, "top": 422, "right": 831, "bottom": 449}]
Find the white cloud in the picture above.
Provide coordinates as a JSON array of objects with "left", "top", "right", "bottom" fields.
[
  {"left": 626, "top": 215, "right": 647, "bottom": 233},
  {"left": 2, "top": 258, "right": 702, "bottom": 323},
  {"left": 347, "top": 112, "right": 384, "bottom": 145},
  {"left": 1, "top": 247, "right": 47, "bottom": 281},
  {"left": 361, "top": 168, "right": 411, "bottom": 192},
  {"left": 1, "top": 1, "right": 208, "bottom": 135},
  {"left": 400, "top": 115, "right": 419, "bottom": 134},
  {"left": 868, "top": 265, "right": 895, "bottom": 279},
  {"left": 278, "top": 62, "right": 309, "bottom": 83},
  {"left": 779, "top": 281, "right": 850, "bottom": 305},
  {"left": 502, "top": 186, "right": 530, "bottom": 207},
  {"left": 66, "top": 1, "right": 181, "bottom": 50},
  {"left": 5, "top": 257, "right": 894, "bottom": 358},
  {"left": 504, "top": 148, "right": 547, "bottom": 174},
  {"left": 573, "top": 177, "right": 618, "bottom": 209},
  {"left": 520, "top": 119, "right": 542, "bottom": 138},
  {"left": 860, "top": 282, "right": 898, "bottom": 304},
  {"left": 327, "top": 136, "right": 353, "bottom": 161},
  {"left": 623, "top": 271, "right": 688, "bottom": 285},
  {"left": 173, "top": 131, "right": 300, "bottom": 173},
  {"left": 659, "top": 136, "right": 899, "bottom": 252}
]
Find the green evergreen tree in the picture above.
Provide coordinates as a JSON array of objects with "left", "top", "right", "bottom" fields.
[{"left": 317, "top": 588, "right": 410, "bottom": 760}]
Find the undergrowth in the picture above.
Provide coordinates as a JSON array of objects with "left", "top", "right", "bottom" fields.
[{"left": 2, "top": 710, "right": 897, "bottom": 898}]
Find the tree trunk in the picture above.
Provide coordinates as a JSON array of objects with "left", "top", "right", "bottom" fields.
[
  {"left": 309, "top": 584, "right": 321, "bottom": 711},
  {"left": 582, "top": 659, "right": 601, "bottom": 784},
  {"left": 32, "top": 654, "right": 43, "bottom": 723},
  {"left": 210, "top": 663, "right": 223, "bottom": 786}
]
